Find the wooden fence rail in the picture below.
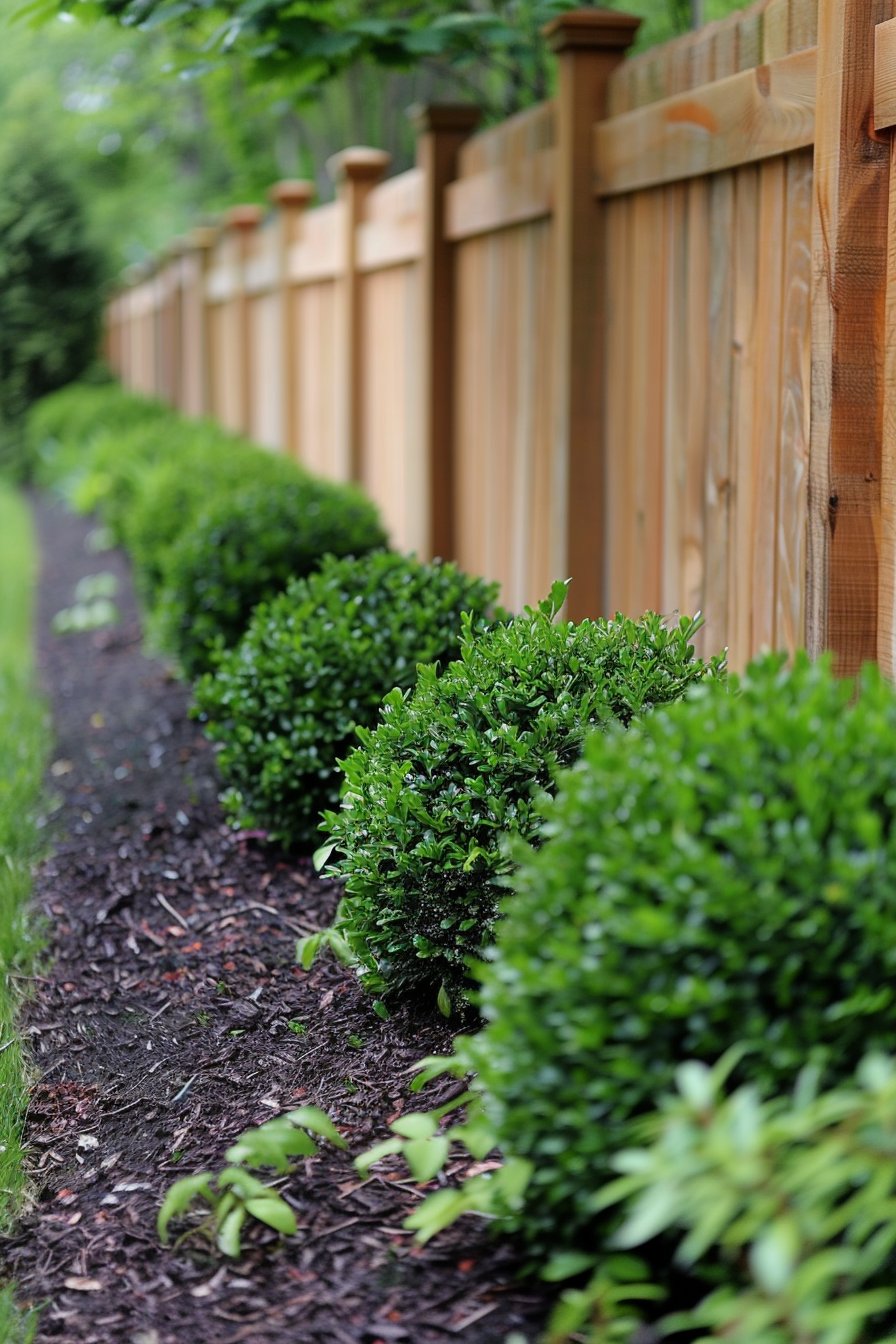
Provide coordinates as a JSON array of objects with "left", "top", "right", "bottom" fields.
[{"left": 106, "top": 0, "right": 896, "bottom": 676}]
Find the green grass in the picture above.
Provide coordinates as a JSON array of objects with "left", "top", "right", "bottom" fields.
[
  {"left": 0, "top": 480, "right": 48, "bottom": 1230},
  {"left": 0, "top": 1287, "right": 39, "bottom": 1343}
]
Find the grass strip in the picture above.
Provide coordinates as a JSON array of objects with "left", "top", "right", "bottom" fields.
[{"left": 0, "top": 480, "right": 48, "bottom": 1229}]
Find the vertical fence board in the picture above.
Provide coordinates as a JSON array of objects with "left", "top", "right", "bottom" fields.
[
  {"left": 808, "top": 0, "right": 891, "bottom": 676},
  {"left": 751, "top": 156, "right": 787, "bottom": 654},
  {"left": 683, "top": 179, "right": 710, "bottom": 640},
  {"left": 728, "top": 166, "right": 761, "bottom": 671},
  {"left": 776, "top": 148, "right": 813, "bottom": 654},
  {"left": 661, "top": 183, "right": 688, "bottom": 620},
  {"left": 703, "top": 171, "right": 736, "bottom": 654}
]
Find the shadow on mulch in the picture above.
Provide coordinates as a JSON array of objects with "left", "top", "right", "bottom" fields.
[{"left": 0, "top": 495, "right": 554, "bottom": 1344}]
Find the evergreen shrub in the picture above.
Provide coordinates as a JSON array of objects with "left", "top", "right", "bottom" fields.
[
  {"left": 29, "top": 383, "right": 171, "bottom": 499},
  {"left": 324, "top": 588, "right": 723, "bottom": 1007},
  {"left": 461, "top": 653, "right": 896, "bottom": 1252},
  {"left": 551, "top": 1050, "right": 896, "bottom": 1344},
  {"left": 122, "top": 427, "right": 270, "bottom": 598},
  {"left": 155, "top": 475, "right": 387, "bottom": 676},
  {"left": 0, "top": 134, "right": 105, "bottom": 480},
  {"left": 193, "top": 551, "right": 502, "bottom": 850}
]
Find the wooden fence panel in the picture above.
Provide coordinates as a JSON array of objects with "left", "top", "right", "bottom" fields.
[
  {"left": 104, "top": 1, "right": 896, "bottom": 677},
  {"left": 291, "top": 279, "right": 340, "bottom": 479},
  {"left": 357, "top": 167, "right": 425, "bottom": 553},
  {"left": 360, "top": 264, "right": 423, "bottom": 552},
  {"left": 454, "top": 217, "right": 556, "bottom": 612},
  {"left": 451, "top": 103, "right": 559, "bottom": 611}
]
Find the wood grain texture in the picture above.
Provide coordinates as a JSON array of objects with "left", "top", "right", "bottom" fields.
[
  {"left": 444, "top": 149, "right": 555, "bottom": 240},
  {"left": 728, "top": 166, "right": 761, "bottom": 672},
  {"left": 683, "top": 178, "right": 710, "bottom": 640},
  {"left": 661, "top": 184, "right": 688, "bottom": 621},
  {"left": 549, "top": 13, "right": 639, "bottom": 621},
  {"left": 775, "top": 149, "right": 812, "bottom": 655},
  {"left": 594, "top": 47, "right": 816, "bottom": 198},
  {"left": 874, "top": 16, "right": 896, "bottom": 130},
  {"left": 413, "top": 107, "right": 481, "bottom": 563},
  {"left": 750, "top": 156, "right": 787, "bottom": 653},
  {"left": 702, "top": 171, "right": 736, "bottom": 655},
  {"left": 879, "top": 134, "right": 896, "bottom": 676},
  {"left": 808, "top": 0, "right": 891, "bottom": 676},
  {"left": 604, "top": 194, "right": 634, "bottom": 615}
]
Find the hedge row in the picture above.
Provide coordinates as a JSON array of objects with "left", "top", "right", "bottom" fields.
[
  {"left": 31, "top": 384, "right": 387, "bottom": 675},
  {"left": 37, "top": 383, "right": 894, "bottom": 1342}
]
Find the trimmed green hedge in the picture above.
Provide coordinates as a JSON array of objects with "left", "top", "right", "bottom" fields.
[
  {"left": 194, "top": 551, "right": 502, "bottom": 850},
  {"left": 460, "top": 652, "right": 896, "bottom": 1251},
  {"left": 28, "top": 383, "right": 389, "bottom": 675},
  {"left": 324, "top": 591, "right": 724, "bottom": 1008}
]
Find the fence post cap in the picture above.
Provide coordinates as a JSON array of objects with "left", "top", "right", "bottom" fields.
[
  {"left": 225, "top": 203, "right": 264, "bottom": 229},
  {"left": 543, "top": 8, "right": 641, "bottom": 52},
  {"left": 408, "top": 103, "right": 482, "bottom": 135},
  {"left": 326, "top": 146, "right": 391, "bottom": 185},
  {"left": 270, "top": 179, "right": 315, "bottom": 207},
  {"left": 190, "top": 225, "right": 219, "bottom": 250}
]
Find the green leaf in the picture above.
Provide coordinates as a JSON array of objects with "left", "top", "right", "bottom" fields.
[
  {"left": 391, "top": 1113, "right": 438, "bottom": 1140},
  {"left": 244, "top": 1195, "right": 297, "bottom": 1235},
  {"left": 541, "top": 1251, "right": 598, "bottom": 1282},
  {"left": 355, "top": 1137, "right": 404, "bottom": 1174},
  {"left": 403, "top": 1135, "right": 450, "bottom": 1183},
  {"left": 157, "top": 1172, "right": 215, "bottom": 1243},
  {"left": 283, "top": 1106, "right": 347, "bottom": 1149},
  {"left": 216, "top": 1205, "right": 247, "bottom": 1257}
]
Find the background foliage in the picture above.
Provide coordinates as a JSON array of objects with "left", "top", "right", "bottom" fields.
[
  {"left": 194, "top": 551, "right": 502, "bottom": 849},
  {"left": 459, "top": 653, "right": 896, "bottom": 1254},
  {"left": 0, "top": 130, "right": 105, "bottom": 476},
  {"left": 323, "top": 595, "right": 723, "bottom": 1009}
]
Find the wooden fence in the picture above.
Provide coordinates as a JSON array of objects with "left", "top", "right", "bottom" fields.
[{"left": 106, "top": 0, "right": 896, "bottom": 676}]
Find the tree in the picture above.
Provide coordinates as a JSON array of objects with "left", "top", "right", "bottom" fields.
[
  {"left": 0, "top": 132, "right": 105, "bottom": 477},
  {"left": 27, "top": 0, "right": 749, "bottom": 123}
]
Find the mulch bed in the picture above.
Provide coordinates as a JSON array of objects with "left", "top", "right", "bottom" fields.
[{"left": 1, "top": 495, "right": 554, "bottom": 1344}]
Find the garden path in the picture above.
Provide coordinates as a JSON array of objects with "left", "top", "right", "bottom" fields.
[{"left": 1, "top": 495, "right": 552, "bottom": 1344}]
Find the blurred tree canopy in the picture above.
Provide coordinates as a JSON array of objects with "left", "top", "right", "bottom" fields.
[
  {"left": 0, "top": 131, "right": 104, "bottom": 475},
  {"left": 24, "top": 0, "right": 751, "bottom": 126}
]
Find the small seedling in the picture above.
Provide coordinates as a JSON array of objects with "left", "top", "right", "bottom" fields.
[
  {"left": 159, "top": 1107, "right": 346, "bottom": 1257},
  {"left": 347, "top": 1034, "right": 364, "bottom": 1050},
  {"left": 75, "top": 572, "right": 119, "bottom": 602},
  {"left": 52, "top": 597, "right": 121, "bottom": 634},
  {"left": 85, "top": 526, "right": 116, "bottom": 554},
  {"left": 196, "top": 1011, "right": 211, "bottom": 1027},
  {"left": 287, "top": 1020, "right": 306, "bottom": 1036}
]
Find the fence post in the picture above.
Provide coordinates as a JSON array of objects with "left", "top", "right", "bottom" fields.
[
  {"left": 411, "top": 105, "right": 481, "bottom": 561},
  {"left": 225, "top": 204, "right": 264, "bottom": 437},
  {"left": 544, "top": 9, "right": 640, "bottom": 621},
  {"left": 328, "top": 147, "right": 391, "bottom": 482},
  {"left": 875, "top": 18, "right": 896, "bottom": 679},
  {"left": 808, "top": 0, "right": 892, "bottom": 677},
  {"left": 270, "top": 180, "right": 315, "bottom": 459},
  {"left": 188, "top": 226, "right": 217, "bottom": 419}
]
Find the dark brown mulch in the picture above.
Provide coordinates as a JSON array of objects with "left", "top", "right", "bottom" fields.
[{"left": 1, "top": 495, "right": 554, "bottom": 1344}]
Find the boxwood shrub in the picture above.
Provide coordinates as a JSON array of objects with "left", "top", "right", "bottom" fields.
[
  {"left": 123, "top": 428, "right": 274, "bottom": 600},
  {"left": 155, "top": 476, "right": 388, "bottom": 676},
  {"left": 460, "top": 652, "right": 896, "bottom": 1252},
  {"left": 193, "top": 551, "right": 502, "bottom": 850},
  {"left": 29, "top": 383, "right": 170, "bottom": 494},
  {"left": 324, "top": 588, "right": 724, "bottom": 1007}
]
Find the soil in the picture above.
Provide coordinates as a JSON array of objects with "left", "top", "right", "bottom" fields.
[{"left": 1, "top": 496, "right": 555, "bottom": 1344}]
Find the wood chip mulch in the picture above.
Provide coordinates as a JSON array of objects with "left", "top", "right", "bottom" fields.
[{"left": 0, "top": 495, "right": 554, "bottom": 1344}]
